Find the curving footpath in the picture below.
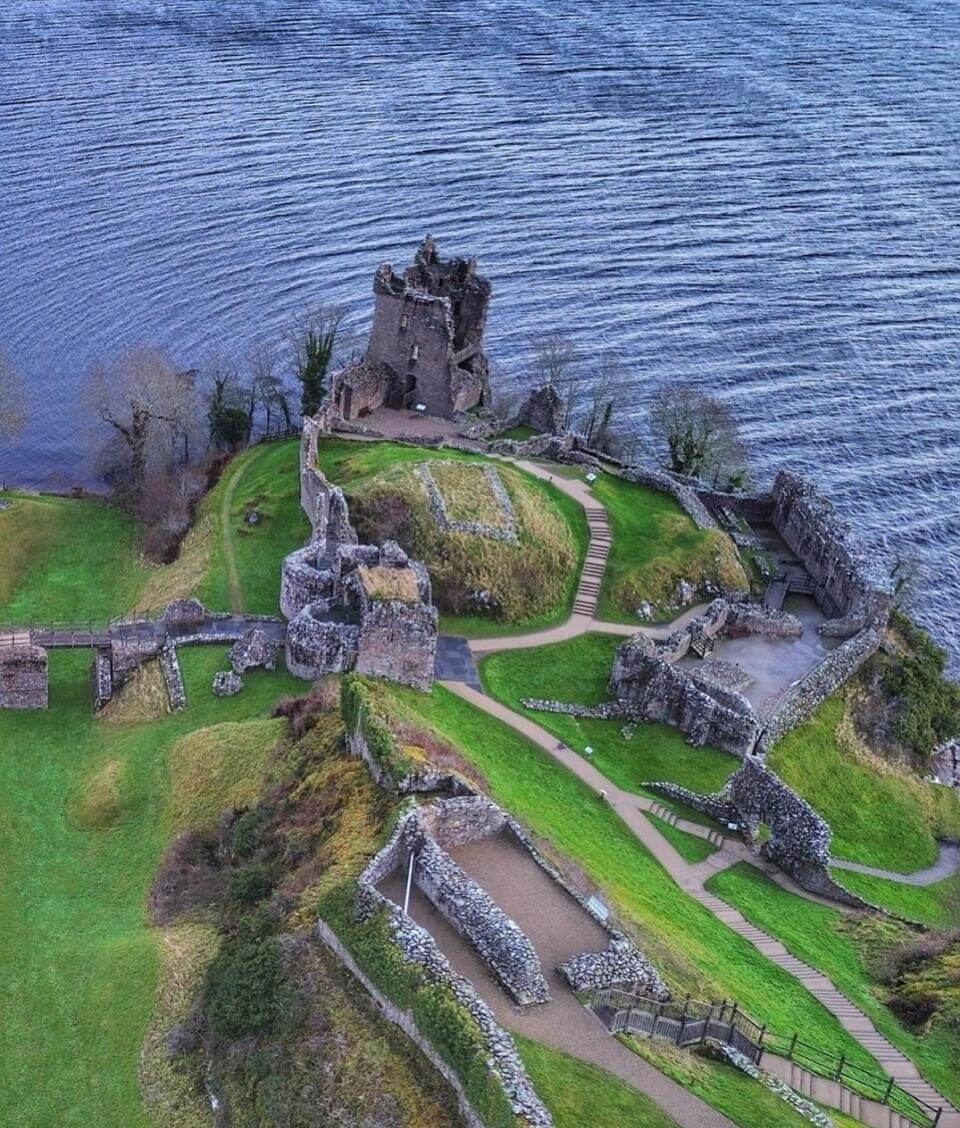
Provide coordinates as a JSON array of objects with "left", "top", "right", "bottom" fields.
[
  {"left": 831, "top": 842, "right": 960, "bottom": 887},
  {"left": 441, "top": 681, "right": 960, "bottom": 1127},
  {"left": 441, "top": 452, "right": 960, "bottom": 1127}
]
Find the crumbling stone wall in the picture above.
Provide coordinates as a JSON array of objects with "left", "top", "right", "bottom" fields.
[
  {"left": 771, "top": 471, "right": 892, "bottom": 627},
  {"left": 0, "top": 645, "right": 48, "bottom": 709},
  {"left": 332, "top": 237, "right": 491, "bottom": 422},
  {"left": 757, "top": 627, "right": 882, "bottom": 755},
  {"left": 609, "top": 631, "right": 761, "bottom": 757},
  {"left": 417, "top": 461, "right": 518, "bottom": 543},
  {"left": 646, "top": 760, "right": 875, "bottom": 909},
  {"left": 518, "top": 383, "right": 567, "bottom": 435},
  {"left": 558, "top": 939, "right": 669, "bottom": 997},
  {"left": 158, "top": 644, "right": 186, "bottom": 710},
  {"left": 355, "top": 598, "right": 437, "bottom": 691}
]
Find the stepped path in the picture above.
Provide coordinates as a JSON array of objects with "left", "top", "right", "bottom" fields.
[
  {"left": 442, "top": 682, "right": 960, "bottom": 1127},
  {"left": 474, "top": 456, "right": 709, "bottom": 654},
  {"left": 440, "top": 451, "right": 960, "bottom": 1127}
]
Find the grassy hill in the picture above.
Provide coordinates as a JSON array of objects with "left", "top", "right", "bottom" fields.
[{"left": 314, "top": 437, "right": 589, "bottom": 635}]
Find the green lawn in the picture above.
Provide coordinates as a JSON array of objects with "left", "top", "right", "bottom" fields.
[
  {"left": 314, "top": 437, "right": 589, "bottom": 637},
  {"left": 644, "top": 813, "right": 719, "bottom": 863},
  {"left": 0, "top": 492, "right": 151, "bottom": 624},
  {"left": 707, "top": 863, "right": 960, "bottom": 1110},
  {"left": 515, "top": 1037, "right": 679, "bottom": 1128},
  {"left": 768, "top": 696, "right": 960, "bottom": 873},
  {"left": 479, "top": 634, "right": 738, "bottom": 801},
  {"left": 0, "top": 647, "right": 302, "bottom": 1127},
  {"left": 828, "top": 867, "right": 960, "bottom": 928},
  {"left": 196, "top": 438, "right": 310, "bottom": 615},
  {"left": 384, "top": 682, "right": 879, "bottom": 1070},
  {"left": 627, "top": 1038, "right": 863, "bottom": 1128},
  {"left": 589, "top": 472, "right": 748, "bottom": 623},
  {"left": 498, "top": 423, "right": 538, "bottom": 442}
]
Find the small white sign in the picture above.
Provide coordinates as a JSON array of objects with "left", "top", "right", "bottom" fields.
[
  {"left": 414, "top": 403, "right": 427, "bottom": 413},
  {"left": 586, "top": 472, "right": 598, "bottom": 483}
]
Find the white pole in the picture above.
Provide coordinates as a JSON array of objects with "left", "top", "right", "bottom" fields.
[{"left": 403, "top": 851, "right": 416, "bottom": 915}]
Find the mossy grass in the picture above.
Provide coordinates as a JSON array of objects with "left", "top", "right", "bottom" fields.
[
  {"left": 479, "top": 634, "right": 738, "bottom": 800},
  {"left": 589, "top": 472, "right": 748, "bottom": 623},
  {"left": 0, "top": 491, "right": 151, "bottom": 623},
  {"left": 626, "top": 1037, "right": 869, "bottom": 1128},
  {"left": 514, "top": 1036, "right": 680, "bottom": 1127},
  {"left": 767, "top": 695, "right": 960, "bottom": 873},
  {"left": 644, "top": 812, "right": 719, "bottom": 863},
  {"left": 317, "top": 437, "right": 587, "bottom": 631},
  {"left": 0, "top": 647, "right": 303, "bottom": 1126},
  {"left": 381, "top": 682, "right": 880, "bottom": 1069},
  {"left": 827, "top": 867, "right": 960, "bottom": 928},
  {"left": 707, "top": 862, "right": 960, "bottom": 1109}
]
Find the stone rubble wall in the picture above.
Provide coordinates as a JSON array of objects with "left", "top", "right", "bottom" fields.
[
  {"left": 725, "top": 602, "right": 803, "bottom": 639},
  {"left": 285, "top": 610, "right": 360, "bottom": 681},
  {"left": 158, "top": 644, "right": 186, "bottom": 711},
  {"left": 929, "top": 740, "right": 960, "bottom": 788},
  {"left": 757, "top": 627, "right": 882, "bottom": 755},
  {"left": 92, "top": 649, "right": 113, "bottom": 711},
  {"left": 0, "top": 644, "right": 48, "bottom": 709},
  {"left": 280, "top": 543, "right": 335, "bottom": 620},
  {"left": 645, "top": 760, "right": 876, "bottom": 910},
  {"left": 609, "top": 631, "right": 761, "bottom": 758},
  {"left": 558, "top": 939, "right": 669, "bottom": 997},
  {"left": 355, "top": 598, "right": 438, "bottom": 692},
  {"left": 771, "top": 471, "right": 892, "bottom": 626},
  {"left": 229, "top": 628, "right": 280, "bottom": 674},
  {"left": 412, "top": 832, "right": 550, "bottom": 1007},
  {"left": 417, "top": 461, "right": 518, "bottom": 543}
]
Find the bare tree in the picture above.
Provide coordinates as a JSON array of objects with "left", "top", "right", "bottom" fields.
[
  {"left": 649, "top": 384, "right": 748, "bottom": 489},
  {"left": 248, "top": 342, "right": 292, "bottom": 434},
  {"left": 86, "top": 346, "right": 198, "bottom": 499},
  {"left": 530, "top": 332, "right": 582, "bottom": 430},
  {"left": 584, "top": 354, "right": 623, "bottom": 450},
  {"left": 0, "top": 350, "right": 26, "bottom": 440}
]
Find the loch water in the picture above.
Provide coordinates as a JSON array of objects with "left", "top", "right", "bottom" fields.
[{"left": 1, "top": 1, "right": 959, "bottom": 663}]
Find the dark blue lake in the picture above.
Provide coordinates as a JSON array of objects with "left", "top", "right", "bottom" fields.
[{"left": 1, "top": 1, "right": 958, "bottom": 662}]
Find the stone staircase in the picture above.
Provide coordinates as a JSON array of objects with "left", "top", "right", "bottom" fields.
[
  {"left": 693, "top": 890, "right": 960, "bottom": 1127},
  {"left": 573, "top": 506, "right": 612, "bottom": 616}
]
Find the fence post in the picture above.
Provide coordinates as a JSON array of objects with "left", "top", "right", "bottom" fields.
[
  {"left": 756, "top": 1025, "right": 766, "bottom": 1067},
  {"left": 882, "top": 1076, "right": 894, "bottom": 1105},
  {"left": 835, "top": 1053, "right": 845, "bottom": 1082},
  {"left": 788, "top": 1032, "right": 798, "bottom": 1060}
]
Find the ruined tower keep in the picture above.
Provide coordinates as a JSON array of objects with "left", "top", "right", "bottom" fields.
[{"left": 333, "top": 236, "right": 492, "bottom": 421}]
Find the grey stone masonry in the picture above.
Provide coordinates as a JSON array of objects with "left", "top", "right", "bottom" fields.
[
  {"left": 412, "top": 832, "right": 550, "bottom": 1007},
  {"left": 771, "top": 471, "right": 893, "bottom": 628},
  {"left": 0, "top": 644, "right": 48, "bottom": 709},
  {"left": 558, "top": 938, "right": 670, "bottom": 997},
  {"left": 159, "top": 644, "right": 186, "bottom": 710},
  {"left": 646, "top": 760, "right": 877, "bottom": 910},
  {"left": 758, "top": 627, "right": 882, "bottom": 755},
  {"left": 212, "top": 670, "right": 243, "bottom": 697},
  {"left": 229, "top": 628, "right": 280, "bottom": 675},
  {"left": 92, "top": 648, "right": 113, "bottom": 712}
]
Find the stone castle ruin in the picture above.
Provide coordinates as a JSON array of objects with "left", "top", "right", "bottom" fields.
[
  {"left": 646, "top": 759, "right": 877, "bottom": 910},
  {"left": 282, "top": 457, "right": 438, "bottom": 691},
  {"left": 0, "top": 645, "right": 48, "bottom": 709},
  {"left": 330, "top": 236, "right": 491, "bottom": 422}
]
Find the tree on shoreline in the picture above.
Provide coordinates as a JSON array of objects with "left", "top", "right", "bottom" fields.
[
  {"left": 0, "top": 350, "right": 26, "bottom": 440},
  {"left": 650, "top": 384, "right": 749, "bottom": 489},
  {"left": 289, "top": 305, "right": 345, "bottom": 418}
]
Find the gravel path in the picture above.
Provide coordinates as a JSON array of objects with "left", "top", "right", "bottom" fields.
[{"left": 830, "top": 842, "right": 960, "bottom": 886}]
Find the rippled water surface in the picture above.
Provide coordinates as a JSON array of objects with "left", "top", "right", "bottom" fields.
[{"left": 1, "top": 1, "right": 959, "bottom": 659}]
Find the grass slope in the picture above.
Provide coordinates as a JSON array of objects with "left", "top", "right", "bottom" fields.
[
  {"left": 515, "top": 1037, "right": 679, "bottom": 1127},
  {"left": 768, "top": 696, "right": 960, "bottom": 872},
  {"left": 827, "top": 868, "right": 960, "bottom": 929},
  {"left": 589, "top": 472, "right": 748, "bottom": 622},
  {"left": 0, "top": 648, "right": 303, "bottom": 1127},
  {"left": 314, "top": 437, "right": 589, "bottom": 636},
  {"left": 385, "top": 682, "right": 879, "bottom": 1069},
  {"left": 707, "top": 864, "right": 960, "bottom": 1109},
  {"left": 644, "top": 813, "right": 719, "bottom": 863},
  {"left": 0, "top": 492, "right": 150, "bottom": 623},
  {"left": 480, "top": 634, "right": 737, "bottom": 800}
]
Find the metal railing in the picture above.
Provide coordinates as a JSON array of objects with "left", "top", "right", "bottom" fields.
[{"left": 589, "top": 987, "right": 941, "bottom": 1126}]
